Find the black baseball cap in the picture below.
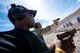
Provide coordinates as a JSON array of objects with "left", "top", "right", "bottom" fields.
[
  {"left": 11, "top": 4, "right": 37, "bottom": 17},
  {"left": 22, "top": 6, "right": 37, "bottom": 17}
]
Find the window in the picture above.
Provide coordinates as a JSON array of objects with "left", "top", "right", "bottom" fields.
[
  {"left": 66, "top": 23, "right": 69, "bottom": 27},
  {"left": 68, "top": 22, "right": 73, "bottom": 26},
  {"left": 63, "top": 25, "right": 65, "bottom": 28},
  {"left": 77, "top": 16, "right": 80, "bottom": 23}
]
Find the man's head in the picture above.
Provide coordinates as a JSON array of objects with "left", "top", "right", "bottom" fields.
[
  {"left": 8, "top": 4, "right": 37, "bottom": 28},
  {"left": 34, "top": 22, "right": 42, "bottom": 29}
]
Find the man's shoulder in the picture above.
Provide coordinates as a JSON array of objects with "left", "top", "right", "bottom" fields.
[
  {"left": 0, "top": 30, "right": 13, "bottom": 34},
  {"left": 0, "top": 30, "right": 17, "bottom": 42},
  {"left": 0, "top": 29, "right": 20, "bottom": 35},
  {"left": 0, "top": 30, "right": 17, "bottom": 53},
  {"left": 0, "top": 29, "right": 30, "bottom": 53}
]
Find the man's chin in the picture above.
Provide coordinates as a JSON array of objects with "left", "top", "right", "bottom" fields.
[{"left": 29, "top": 25, "right": 35, "bottom": 28}]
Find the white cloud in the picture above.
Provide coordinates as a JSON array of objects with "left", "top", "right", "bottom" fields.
[
  {"left": 77, "top": 0, "right": 80, "bottom": 2},
  {"left": 77, "top": 0, "right": 80, "bottom": 3}
]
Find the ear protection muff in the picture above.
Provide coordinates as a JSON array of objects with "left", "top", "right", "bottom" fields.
[{"left": 9, "top": 4, "right": 25, "bottom": 20}]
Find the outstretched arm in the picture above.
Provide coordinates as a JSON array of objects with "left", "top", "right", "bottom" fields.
[{"left": 40, "top": 18, "right": 60, "bottom": 35}]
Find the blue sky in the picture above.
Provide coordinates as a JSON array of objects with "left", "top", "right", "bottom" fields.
[{"left": 0, "top": 0, "right": 80, "bottom": 31}]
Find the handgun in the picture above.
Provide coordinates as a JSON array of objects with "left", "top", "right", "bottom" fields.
[{"left": 56, "top": 29, "right": 77, "bottom": 40}]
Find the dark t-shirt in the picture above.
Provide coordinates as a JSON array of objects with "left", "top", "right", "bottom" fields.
[{"left": 0, "top": 28, "right": 51, "bottom": 53}]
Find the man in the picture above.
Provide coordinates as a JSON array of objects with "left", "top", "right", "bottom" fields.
[
  {"left": 0, "top": 4, "right": 76, "bottom": 53},
  {"left": 33, "top": 22, "right": 76, "bottom": 53},
  {"left": 33, "top": 18, "right": 60, "bottom": 35}
]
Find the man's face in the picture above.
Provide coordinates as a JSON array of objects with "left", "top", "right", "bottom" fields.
[{"left": 23, "top": 12, "right": 35, "bottom": 28}]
